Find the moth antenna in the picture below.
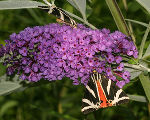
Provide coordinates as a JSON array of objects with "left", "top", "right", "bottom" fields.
[
  {"left": 51, "top": 0, "right": 55, "bottom": 5},
  {"left": 43, "top": 0, "right": 52, "bottom": 7}
]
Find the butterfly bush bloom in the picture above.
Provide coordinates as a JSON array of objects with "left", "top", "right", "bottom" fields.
[{"left": 0, "top": 23, "right": 138, "bottom": 88}]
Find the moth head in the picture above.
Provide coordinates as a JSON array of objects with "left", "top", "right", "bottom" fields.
[
  {"left": 106, "top": 100, "right": 113, "bottom": 106},
  {"left": 108, "top": 100, "right": 112, "bottom": 103}
]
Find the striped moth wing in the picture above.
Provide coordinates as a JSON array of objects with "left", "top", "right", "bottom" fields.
[
  {"left": 38, "top": 5, "right": 77, "bottom": 28},
  {"left": 81, "top": 72, "right": 129, "bottom": 114}
]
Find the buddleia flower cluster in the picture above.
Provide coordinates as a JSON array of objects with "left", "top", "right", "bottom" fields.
[{"left": 0, "top": 23, "right": 138, "bottom": 88}]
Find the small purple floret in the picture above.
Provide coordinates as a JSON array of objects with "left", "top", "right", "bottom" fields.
[
  {"left": 19, "top": 47, "right": 28, "bottom": 56},
  {"left": 116, "top": 81, "right": 126, "bottom": 88},
  {"left": 117, "top": 63, "right": 124, "bottom": 71}
]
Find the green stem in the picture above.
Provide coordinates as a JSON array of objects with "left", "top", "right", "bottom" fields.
[
  {"left": 57, "top": 80, "right": 68, "bottom": 120},
  {"left": 148, "top": 103, "right": 150, "bottom": 117},
  {"left": 128, "top": 21, "right": 136, "bottom": 43},
  {"left": 122, "top": 0, "right": 136, "bottom": 43},
  {"left": 64, "top": 10, "right": 97, "bottom": 29},
  {"left": 105, "top": 0, "right": 130, "bottom": 36},
  {"left": 139, "top": 21, "right": 150, "bottom": 59},
  {"left": 84, "top": 21, "right": 97, "bottom": 29},
  {"left": 58, "top": 103, "right": 63, "bottom": 120}
]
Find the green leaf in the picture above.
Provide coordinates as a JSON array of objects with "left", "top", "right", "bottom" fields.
[
  {"left": 124, "top": 68, "right": 142, "bottom": 80},
  {"left": 105, "top": 0, "right": 129, "bottom": 36},
  {"left": 139, "top": 73, "right": 150, "bottom": 102},
  {"left": 66, "top": 0, "right": 78, "bottom": 10},
  {"left": 88, "top": 0, "right": 92, "bottom": 3},
  {"left": 0, "top": 101, "right": 18, "bottom": 117},
  {"left": 136, "top": 0, "right": 150, "bottom": 13},
  {"left": 0, "top": 81, "right": 22, "bottom": 96},
  {"left": 125, "top": 19, "right": 149, "bottom": 27},
  {"left": 139, "top": 21, "right": 150, "bottom": 59},
  {"left": 0, "top": 63, "right": 6, "bottom": 77},
  {"left": 0, "top": 75, "right": 24, "bottom": 96},
  {"left": 127, "top": 94, "right": 147, "bottom": 102},
  {"left": 66, "top": 0, "right": 86, "bottom": 20},
  {"left": 142, "top": 44, "right": 150, "bottom": 59},
  {"left": 86, "top": 4, "right": 92, "bottom": 18},
  {"left": 0, "top": 1, "right": 45, "bottom": 10}
]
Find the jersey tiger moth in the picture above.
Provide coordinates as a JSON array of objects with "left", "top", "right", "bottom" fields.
[{"left": 81, "top": 71, "right": 129, "bottom": 114}]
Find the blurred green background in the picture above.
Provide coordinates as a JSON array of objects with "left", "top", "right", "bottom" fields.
[{"left": 0, "top": 0, "right": 150, "bottom": 120}]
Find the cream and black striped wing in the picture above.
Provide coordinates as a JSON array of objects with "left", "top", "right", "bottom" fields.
[
  {"left": 81, "top": 73, "right": 101, "bottom": 114},
  {"left": 53, "top": 7, "right": 77, "bottom": 27},
  {"left": 38, "top": 5, "right": 77, "bottom": 27},
  {"left": 100, "top": 74, "right": 129, "bottom": 106}
]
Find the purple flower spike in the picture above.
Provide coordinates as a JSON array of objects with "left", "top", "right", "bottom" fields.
[{"left": 0, "top": 23, "right": 138, "bottom": 87}]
